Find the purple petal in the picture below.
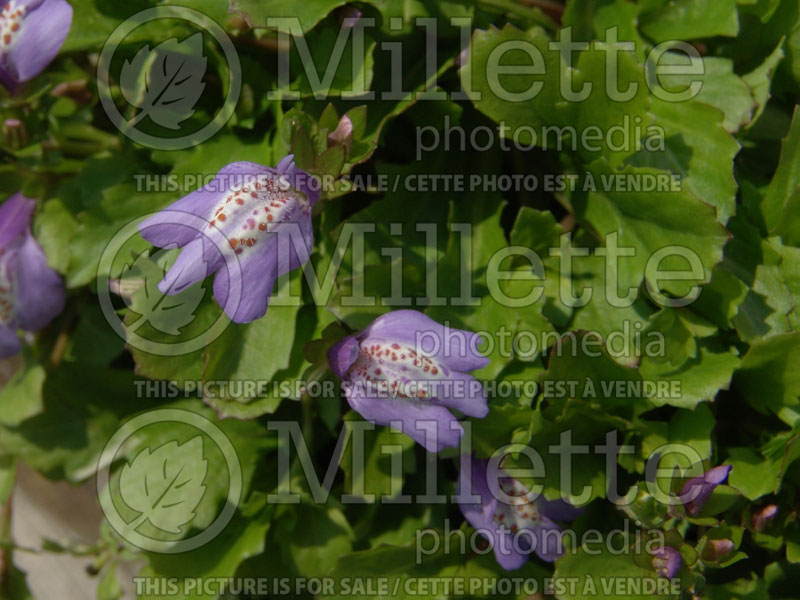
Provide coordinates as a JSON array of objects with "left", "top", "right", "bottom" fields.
[
  {"left": 0, "top": 0, "right": 72, "bottom": 89},
  {"left": 679, "top": 465, "right": 731, "bottom": 515},
  {"left": 13, "top": 230, "right": 64, "bottom": 331},
  {"left": 0, "top": 323, "right": 20, "bottom": 358},
  {"left": 651, "top": 546, "right": 682, "bottom": 578},
  {"left": 529, "top": 517, "right": 565, "bottom": 562},
  {"left": 0, "top": 192, "right": 34, "bottom": 248},
  {"left": 430, "top": 370, "right": 488, "bottom": 418},
  {"left": 537, "top": 498, "right": 584, "bottom": 522},
  {"left": 704, "top": 465, "right": 732, "bottom": 485},
  {"left": 458, "top": 456, "right": 495, "bottom": 513},
  {"left": 358, "top": 310, "right": 489, "bottom": 373},
  {"left": 139, "top": 162, "right": 274, "bottom": 249},
  {"left": 213, "top": 210, "right": 312, "bottom": 323},
  {"left": 493, "top": 533, "right": 531, "bottom": 570},
  {"left": 345, "top": 386, "right": 462, "bottom": 452},
  {"left": 158, "top": 236, "right": 221, "bottom": 296},
  {"left": 327, "top": 335, "right": 360, "bottom": 378}
]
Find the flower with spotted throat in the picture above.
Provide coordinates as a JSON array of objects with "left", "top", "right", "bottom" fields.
[
  {"left": 0, "top": 192, "right": 65, "bottom": 358},
  {"left": 0, "top": 0, "right": 73, "bottom": 91},
  {"left": 327, "top": 310, "right": 490, "bottom": 452},
  {"left": 138, "top": 156, "right": 318, "bottom": 324},
  {"left": 457, "top": 456, "right": 583, "bottom": 570}
]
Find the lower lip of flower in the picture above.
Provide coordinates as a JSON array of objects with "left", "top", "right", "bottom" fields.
[
  {"left": 206, "top": 177, "right": 303, "bottom": 255},
  {"left": 492, "top": 478, "right": 540, "bottom": 532},
  {"left": 346, "top": 341, "right": 448, "bottom": 399}
]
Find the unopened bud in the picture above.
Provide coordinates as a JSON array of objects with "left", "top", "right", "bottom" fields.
[
  {"left": 752, "top": 504, "right": 779, "bottom": 532},
  {"left": 2, "top": 118, "right": 28, "bottom": 149},
  {"left": 327, "top": 115, "right": 353, "bottom": 152},
  {"left": 702, "top": 538, "right": 735, "bottom": 561},
  {"left": 51, "top": 80, "right": 92, "bottom": 104},
  {"left": 339, "top": 5, "right": 362, "bottom": 28}
]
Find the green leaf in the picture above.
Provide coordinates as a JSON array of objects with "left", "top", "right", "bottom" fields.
[
  {"left": 461, "top": 24, "right": 651, "bottom": 163},
  {"left": 229, "top": 0, "right": 347, "bottom": 32},
  {"left": 762, "top": 106, "right": 800, "bottom": 244},
  {"left": 577, "top": 159, "right": 729, "bottom": 298},
  {"left": 734, "top": 332, "right": 800, "bottom": 424},
  {"left": 639, "top": 0, "right": 739, "bottom": 43},
  {"left": 201, "top": 280, "right": 307, "bottom": 419},
  {"left": 742, "top": 40, "right": 785, "bottom": 127},
  {"left": 141, "top": 497, "right": 271, "bottom": 600},
  {"left": 0, "top": 359, "right": 45, "bottom": 427},
  {"left": 653, "top": 54, "right": 754, "bottom": 133},
  {"left": 339, "top": 412, "right": 416, "bottom": 501},
  {"left": 554, "top": 546, "right": 675, "bottom": 600},
  {"left": 726, "top": 447, "right": 783, "bottom": 500},
  {"left": 639, "top": 341, "right": 740, "bottom": 409},
  {"left": 279, "top": 505, "right": 355, "bottom": 577},
  {"left": 629, "top": 97, "right": 740, "bottom": 223}
]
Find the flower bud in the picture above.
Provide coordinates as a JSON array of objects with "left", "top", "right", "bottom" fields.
[
  {"left": 327, "top": 115, "right": 353, "bottom": 152},
  {"left": 702, "top": 538, "right": 735, "bottom": 562},
  {"left": 2, "top": 118, "right": 28, "bottom": 149},
  {"left": 752, "top": 504, "right": 779, "bottom": 532}
]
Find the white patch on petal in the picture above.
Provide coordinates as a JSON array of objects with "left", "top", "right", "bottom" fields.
[
  {"left": 491, "top": 478, "right": 541, "bottom": 534},
  {"left": 0, "top": 248, "right": 17, "bottom": 326},
  {"left": 206, "top": 173, "right": 306, "bottom": 257},
  {"left": 0, "top": 1, "right": 28, "bottom": 51},
  {"left": 347, "top": 340, "right": 449, "bottom": 399}
]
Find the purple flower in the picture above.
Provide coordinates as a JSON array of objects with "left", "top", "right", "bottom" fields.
[
  {"left": 457, "top": 457, "right": 583, "bottom": 570},
  {"left": 752, "top": 504, "right": 779, "bottom": 532},
  {"left": 0, "top": 192, "right": 65, "bottom": 358},
  {"left": 679, "top": 465, "right": 731, "bottom": 516},
  {"left": 651, "top": 546, "right": 682, "bottom": 579},
  {"left": 0, "top": 0, "right": 73, "bottom": 91},
  {"left": 138, "top": 156, "right": 319, "bottom": 324},
  {"left": 327, "top": 310, "right": 489, "bottom": 452}
]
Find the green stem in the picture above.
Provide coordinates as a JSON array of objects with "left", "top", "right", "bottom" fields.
[
  {"left": 0, "top": 468, "right": 16, "bottom": 598},
  {"left": 477, "top": 0, "right": 560, "bottom": 30}
]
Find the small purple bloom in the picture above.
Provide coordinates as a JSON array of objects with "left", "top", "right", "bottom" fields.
[
  {"left": 138, "top": 156, "right": 319, "bottom": 324},
  {"left": 327, "top": 310, "right": 489, "bottom": 452},
  {"left": 703, "top": 538, "right": 735, "bottom": 562},
  {"left": 327, "top": 115, "right": 353, "bottom": 151},
  {"left": 457, "top": 457, "right": 582, "bottom": 570},
  {"left": 0, "top": 192, "right": 65, "bottom": 358},
  {"left": 679, "top": 465, "right": 731, "bottom": 516},
  {"left": 752, "top": 504, "right": 779, "bottom": 532},
  {"left": 0, "top": 0, "right": 73, "bottom": 91},
  {"left": 651, "top": 546, "right": 682, "bottom": 579},
  {"left": 338, "top": 5, "right": 362, "bottom": 27}
]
